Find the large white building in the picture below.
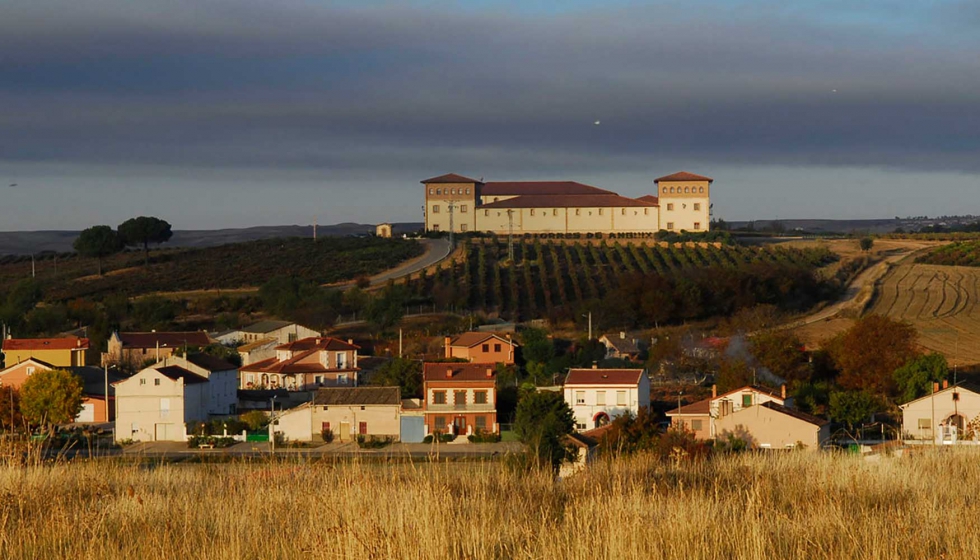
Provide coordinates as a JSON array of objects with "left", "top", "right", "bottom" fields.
[
  {"left": 422, "top": 171, "right": 712, "bottom": 235},
  {"left": 563, "top": 368, "right": 651, "bottom": 431}
]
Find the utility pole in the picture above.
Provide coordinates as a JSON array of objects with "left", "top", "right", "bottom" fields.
[
  {"left": 507, "top": 210, "right": 515, "bottom": 262},
  {"left": 313, "top": 217, "right": 317, "bottom": 241},
  {"left": 582, "top": 312, "right": 592, "bottom": 340},
  {"left": 31, "top": 254, "right": 35, "bottom": 279},
  {"left": 104, "top": 363, "right": 109, "bottom": 425},
  {"left": 448, "top": 201, "right": 456, "bottom": 250},
  {"left": 398, "top": 329, "right": 403, "bottom": 358}
]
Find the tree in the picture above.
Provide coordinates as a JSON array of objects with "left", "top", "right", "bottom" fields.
[
  {"left": 20, "top": 368, "right": 83, "bottom": 432},
  {"left": 240, "top": 410, "right": 268, "bottom": 432},
  {"left": 519, "top": 327, "right": 554, "bottom": 365},
  {"left": 859, "top": 237, "right": 874, "bottom": 252},
  {"left": 370, "top": 358, "right": 422, "bottom": 397},
  {"left": 829, "top": 390, "right": 883, "bottom": 431},
  {"left": 366, "top": 286, "right": 407, "bottom": 331},
  {"left": 750, "top": 331, "right": 810, "bottom": 387},
  {"left": 894, "top": 354, "right": 949, "bottom": 404},
  {"left": 828, "top": 315, "right": 919, "bottom": 396},
  {"left": 0, "top": 387, "right": 23, "bottom": 432},
  {"left": 514, "top": 390, "right": 575, "bottom": 471},
  {"left": 716, "top": 357, "right": 753, "bottom": 393},
  {"left": 73, "top": 225, "right": 123, "bottom": 276},
  {"left": 118, "top": 216, "right": 173, "bottom": 266}
]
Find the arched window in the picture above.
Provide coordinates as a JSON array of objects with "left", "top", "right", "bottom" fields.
[
  {"left": 450, "top": 189, "right": 456, "bottom": 195},
  {"left": 429, "top": 188, "right": 434, "bottom": 195},
  {"left": 684, "top": 187, "right": 690, "bottom": 193},
  {"left": 466, "top": 188, "right": 471, "bottom": 194},
  {"left": 436, "top": 188, "right": 442, "bottom": 195},
  {"left": 699, "top": 187, "right": 705, "bottom": 193}
]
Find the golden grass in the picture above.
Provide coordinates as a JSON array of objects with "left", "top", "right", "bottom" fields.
[{"left": 0, "top": 449, "right": 977, "bottom": 559}]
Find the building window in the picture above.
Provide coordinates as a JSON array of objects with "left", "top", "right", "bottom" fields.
[
  {"left": 684, "top": 187, "right": 690, "bottom": 193},
  {"left": 622, "top": 208, "right": 626, "bottom": 215},
  {"left": 667, "top": 222, "right": 674, "bottom": 230},
  {"left": 454, "top": 390, "right": 466, "bottom": 406},
  {"left": 432, "top": 205, "right": 440, "bottom": 213},
  {"left": 918, "top": 418, "right": 931, "bottom": 430},
  {"left": 466, "top": 188, "right": 471, "bottom": 194},
  {"left": 575, "top": 209, "right": 580, "bottom": 216},
  {"left": 460, "top": 205, "right": 468, "bottom": 213},
  {"left": 359, "top": 422, "right": 367, "bottom": 435},
  {"left": 432, "top": 224, "right": 440, "bottom": 231},
  {"left": 460, "top": 224, "right": 468, "bottom": 232},
  {"left": 154, "top": 378, "right": 160, "bottom": 386},
  {"left": 26, "top": 367, "right": 35, "bottom": 375},
  {"left": 530, "top": 209, "right": 535, "bottom": 216},
  {"left": 450, "top": 189, "right": 455, "bottom": 195},
  {"left": 670, "top": 187, "right": 675, "bottom": 193},
  {"left": 140, "top": 378, "right": 146, "bottom": 385},
  {"left": 644, "top": 208, "right": 648, "bottom": 215},
  {"left": 667, "top": 203, "right": 674, "bottom": 211},
  {"left": 482, "top": 344, "right": 490, "bottom": 352},
  {"left": 429, "top": 188, "right": 434, "bottom": 195},
  {"left": 433, "top": 391, "right": 447, "bottom": 405},
  {"left": 596, "top": 391, "right": 605, "bottom": 406},
  {"left": 484, "top": 210, "right": 489, "bottom": 216},
  {"left": 436, "top": 188, "right": 441, "bottom": 195},
  {"left": 694, "top": 203, "right": 701, "bottom": 211},
  {"left": 435, "top": 416, "right": 447, "bottom": 430},
  {"left": 699, "top": 187, "right": 705, "bottom": 193},
  {"left": 694, "top": 222, "right": 701, "bottom": 230},
  {"left": 575, "top": 391, "right": 585, "bottom": 405},
  {"left": 494, "top": 343, "right": 501, "bottom": 352},
  {"left": 692, "top": 419, "right": 703, "bottom": 431},
  {"left": 474, "top": 391, "right": 488, "bottom": 404},
  {"left": 742, "top": 394, "right": 753, "bottom": 407},
  {"left": 598, "top": 208, "right": 603, "bottom": 216},
  {"left": 475, "top": 416, "right": 487, "bottom": 430},
  {"left": 617, "top": 391, "right": 627, "bottom": 406},
  {"left": 338, "top": 374, "right": 348, "bottom": 385}
]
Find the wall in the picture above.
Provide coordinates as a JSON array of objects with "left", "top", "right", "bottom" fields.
[
  {"left": 658, "top": 180, "right": 711, "bottom": 232},
  {"left": 715, "top": 405, "right": 824, "bottom": 450},
  {"left": 564, "top": 385, "right": 645, "bottom": 430},
  {"left": 0, "top": 360, "right": 43, "bottom": 389},
  {"left": 475, "top": 206, "right": 660, "bottom": 235},
  {"left": 424, "top": 380, "right": 498, "bottom": 434},
  {"left": 670, "top": 415, "right": 713, "bottom": 440},
  {"left": 901, "top": 388, "right": 980, "bottom": 440},
  {"left": 449, "top": 341, "right": 515, "bottom": 364},
  {"left": 2, "top": 348, "right": 87, "bottom": 368},
  {"left": 425, "top": 182, "right": 478, "bottom": 233}
]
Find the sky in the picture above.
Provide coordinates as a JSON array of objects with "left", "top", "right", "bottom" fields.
[{"left": 2, "top": 0, "right": 979, "bottom": 230}]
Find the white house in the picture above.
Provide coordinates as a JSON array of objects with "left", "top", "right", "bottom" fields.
[
  {"left": 114, "top": 365, "right": 210, "bottom": 442},
  {"left": 667, "top": 384, "right": 787, "bottom": 440},
  {"left": 216, "top": 320, "right": 320, "bottom": 346},
  {"left": 900, "top": 381, "right": 980, "bottom": 443},
  {"left": 563, "top": 367, "right": 650, "bottom": 431},
  {"left": 157, "top": 353, "right": 239, "bottom": 416}
]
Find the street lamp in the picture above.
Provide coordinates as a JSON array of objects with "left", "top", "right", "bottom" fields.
[{"left": 582, "top": 312, "right": 592, "bottom": 341}]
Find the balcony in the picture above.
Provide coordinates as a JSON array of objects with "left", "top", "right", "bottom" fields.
[{"left": 426, "top": 403, "right": 495, "bottom": 413}]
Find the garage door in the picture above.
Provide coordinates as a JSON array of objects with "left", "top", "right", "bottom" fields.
[
  {"left": 76, "top": 403, "right": 95, "bottom": 423},
  {"left": 400, "top": 416, "right": 424, "bottom": 443},
  {"left": 154, "top": 423, "right": 180, "bottom": 441}
]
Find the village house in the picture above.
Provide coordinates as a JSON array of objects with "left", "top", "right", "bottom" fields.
[
  {"left": 214, "top": 320, "right": 319, "bottom": 346},
  {"left": 598, "top": 332, "right": 642, "bottom": 361},
  {"left": 900, "top": 381, "right": 980, "bottom": 443},
  {"left": 667, "top": 384, "right": 788, "bottom": 440},
  {"left": 0, "top": 357, "right": 124, "bottom": 423},
  {"left": 1, "top": 336, "right": 94, "bottom": 368},
  {"left": 107, "top": 331, "right": 213, "bottom": 369},
  {"left": 157, "top": 353, "right": 239, "bottom": 416},
  {"left": 114, "top": 364, "right": 216, "bottom": 442},
  {"left": 715, "top": 401, "right": 830, "bottom": 450},
  {"left": 237, "top": 338, "right": 280, "bottom": 366},
  {"left": 274, "top": 387, "right": 403, "bottom": 442},
  {"left": 422, "top": 362, "right": 498, "bottom": 436},
  {"left": 239, "top": 337, "right": 360, "bottom": 391},
  {"left": 444, "top": 332, "right": 517, "bottom": 364},
  {"left": 563, "top": 367, "right": 650, "bottom": 430}
]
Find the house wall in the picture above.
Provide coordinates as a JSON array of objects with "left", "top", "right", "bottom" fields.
[
  {"left": 239, "top": 340, "right": 278, "bottom": 366},
  {"left": 313, "top": 405, "right": 401, "bottom": 442},
  {"left": 715, "top": 406, "right": 825, "bottom": 450},
  {"left": 449, "top": 341, "right": 515, "bottom": 364},
  {"left": 474, "top": 206, "right": 660, "bottom": 235},
  {"left": 79, "top": 396, "right": 114, "bottom": 423},
  {"left": 670, "top": 414, "right": 712, "bottom": 439},
  {"left": 564, "top": 379, "right": 650, "bottom": 430},
  {"left": 425, "top": 182, "right": 478, "bottom": 233},
  {"left": 114, "top": 368, "right": 208, "bottom": 442},
  {"left": 2, "top": 348, "right": 89, "bottom": 368},
  {"left": 423, "top": 380, "right": 497, "bottom": 435},
  {"left": 901, "top": 388, "right": 980, "bottom": 440},
  {"left": 658, "top": 180, "right": 711, "bottom": 232},
  {"left": 0, "top": 360, "right": 43, "bottom": 389}
]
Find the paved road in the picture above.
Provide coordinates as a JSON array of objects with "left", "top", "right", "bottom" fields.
[{"left": 367, "top": 238, "right": 452, "bottom": 286}]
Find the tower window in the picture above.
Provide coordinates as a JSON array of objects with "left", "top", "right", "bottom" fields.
[
  {"left": 466, "top": 188, "right": 471, "bottom": 194},
  {"left": 667, "top": 222, "right": 674, "bottom": 230},
  {"left": 460, "top": 205, "right": 468, "bottom": 213},
  {"left": 575, "top": 209, "right": 580, "bottom": 216},
  {"left": 429, "top": 188, "right": 434, "bottom": 195},
  {"left": 598, "top": 208, "right": 603, "bottom": 216},
  {"left": 694, "top": 222, "right": 701, "bottom": 230},
  {"left": 684, "top": 187, "right": 690, "bottom": 193},
  {"left": 667, "top": 203, "right": 674, "bottom": 211},
  {"left": 699, "top": 187, "right": 705, "bottom": 193},
  {"left": 694, "top": 203, "right": 701, "bottom": 211},
  {"left": 530, "top": 209, "right": 535, "bottom": 216},
  {"left": 432, "top": 205, "right": 440, "bottom": 213},
  {"left": 436, "top": 188, "right": 442, "bottom": 195}
]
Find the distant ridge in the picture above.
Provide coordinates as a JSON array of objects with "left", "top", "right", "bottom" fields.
[{"left": 0, "top": 222, "right": 424, "bottom": 255}]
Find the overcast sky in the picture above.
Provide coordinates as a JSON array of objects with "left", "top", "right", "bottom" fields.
[{"left": 2, "top": 0, "right": 979, "bottom": 230}]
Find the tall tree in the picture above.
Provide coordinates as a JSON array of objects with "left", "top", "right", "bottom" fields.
[
  {"left": 828, "top": 315, "right": 919, "bottom": 396},
  {"left": 514, "top": 390, "right": 575, "bottom": 471},
  {"left": 118, "top": 216, "right": 173, "bottom": 266},
  {"left": 73, "top": 225, "right": 123, "bottom": 276},
  {"left": 20, "top": 368, "right": 83, "bottom": 433},
  {"left": 370, "top": 358, "right": 423, "bottom": 397},
  {"left": 894, "top": 354, "right": 949, "bottom": 404},
  {"left": 750, "top": 330, "right": 810, "bottom": 387}
]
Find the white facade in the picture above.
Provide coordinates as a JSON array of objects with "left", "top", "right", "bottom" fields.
[
  {"left": 900, "top": 384, "right": 980, "bottom": 443},
  {"left": 564, "top": 373, "right": 651, "bottom": 431},
  {"left": 114, "top": 366, "right": 209, "bottom": 442},
  {"left": 159, "top": 356, "right": 238, "bottom": 416}
]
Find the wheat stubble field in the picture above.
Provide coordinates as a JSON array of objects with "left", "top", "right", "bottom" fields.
[
  {"left": 1, "top": 450, "right": 978, "bottom": 559},
  {"left": 869, "top": 262, "right": 980, "bottom": 366}
]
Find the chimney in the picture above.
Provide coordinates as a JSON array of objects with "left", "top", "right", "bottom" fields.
[
  {"left": 486, "top": 367, "right": 493, "bottom": 378},
  {"left": 711, "top": 384, "right": 717, "bottom": 399},
  {"left": 347, "top": 338, "right": 353, "bottom": 345},
  {"left": 446, "top": 367, "right": 453, "bottom": 379},
  {"left": 620, "top": 332, "right": 626, "bottom": 340},
  {"left": 943, "top": 379, "right": 949, "bottom": 389},
  {"left": 592, "top": 362, "right": 598, "bottom": 369},
  {"left": 780, "top": 384, "right": 786, "bottom": 400},
  {"left": 934, "top": 382, "right": 940, "bottom": 393},
  {"left": 445, "top": 336, "right": 452, "bottom": 358}
]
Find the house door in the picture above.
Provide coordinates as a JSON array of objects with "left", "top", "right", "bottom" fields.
[
  {"left": 453, "top": 416, "right": 466, "bottom": 435},
  {"left": 339, "top": 422, "right": 351, "bottom": 442}
]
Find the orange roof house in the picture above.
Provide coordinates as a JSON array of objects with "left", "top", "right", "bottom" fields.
[
  {"left": 444, "top": 332, "right": 517, "bottom": 364},
  {"left": 422, "top": 363, "right": 498, "bottom": 436},
  {"left": 239, "top": 337, "right": 360, "bottom": 391},
  {"left": 2, "top": 337, "right": 93, "bottom": 368}
]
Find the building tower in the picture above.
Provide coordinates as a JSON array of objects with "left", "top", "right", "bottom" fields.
[
  {"left": 654, "top": 172, "right": 713, "bottom": 233},
  {"left": 420, "top": 174, "right": 480, "bottom": 234}
]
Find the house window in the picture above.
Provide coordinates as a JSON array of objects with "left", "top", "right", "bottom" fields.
[
  {"left": 644, "top": 208, "right": 648, "bottom": 215},
  {"left": 474, "top": 391, "right": 488, "bottom": 405},
  {"left": 435, "top": 416, "right": 447, "bottom": 430},
  {"left": 530, "top": 209, "right": 535, "bottom": 216},
  {"left": 432, "top": 205, "right": 440, "bottom": 213},
  {"left": 684, "top": 187, "right": 690, "bottom": 193},
  {"left": 918, "top": 418, "right": 931, "bottom": 430},
  {"left": 154, "top": 378, "right": 161, "bottom": 386},
  {"left": 575, "top": 209, "right": 580, "bottom": 216},
  {"left": 576, "top": 423, "right": 587, "bottom": 430},
  {"left": 699, "top": 187, "right": 704, "bottom": 193},
  {"left": 140, "top": 379, "right": 146, "bottom": 386},
  {"left": 466, "top": 188, "right": 471, "bottom": 194},
  {"left": 450, "top": 189, "right": 456, "bottom": 195},
  {"left": 617, "top": 391, "right": 627, "bottom": 406},
  {"left": 432, "top": 225, "right": 440, "bottom": 231},
  {"left": 26, "top": 367, "right": 35, "bottom": 376},
  {"left": 337, "top": 353, "right": 347, "bottom": 368},
  {"left": 692, "top": 419, "right": 703, "bottom": 431},
  {"left": 694, "top": 222, "right": 701, "bottom": 230},
  {"left": 553, "top": 209, "right": 558, "bottom": 216},
  {"left": 436, "top": 189, "right": 441, "bottom": 195},
  {"left": 596, "top": 391, "right": 606, "bottom": 406},
  {"left": 433, "top": 391, "right": 447, "bottom": 405},
  {"left": 494, "top": 343, "right": 501, "bottom": 352},
  {"left": 160, "top": 398, "right": 170, "bottom": 420},
  {"left": 575, "top": 391, "right": 586, "bottom": 405},
  {"left": 460, "top": 224, "right": 468, "bottom": 232},
  {"left": 475, "top": 416, "right": 487, "bottom": 430},
  {"left": 622, "top": 208, "right": 626, "bottom": 215},
  {"left": 742, "top": 394, "right": 753, "bottom": 407},
  {"left": 337, "top": 374, "right": 349, "bottom": 385},
  {"left": 667, "top": 222, "right": 674, "bottom": 230},
  {"left": 359, "top": 422, "right": 368, "bottom": 435},
  {"left": 482, "top": 344, "right": 490, "bottom": 352},
  {"left": 694, "top": 203, "right": 701, "bottom": 211},
  {"left": 598, "top": 208, "right": 603, "bottom": 216},
  {"left": 454, "top": 390, "right": 466, "bottom": 406},
  {"left": 667, "top": 203, "right": 674, "bottom": 211},
  {"left": 484, "top": 210, "right": 489, "bottom": 216},
  {"left": 460, "top": 205, "right": 468, "bottom": 213}
]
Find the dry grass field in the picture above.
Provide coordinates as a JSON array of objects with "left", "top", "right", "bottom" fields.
[
  {"left": 868, "top": 263, "right": 980, "bottom": 366},
  {"left": 1, "top": 450, "right": 978, "bottom": 559}
]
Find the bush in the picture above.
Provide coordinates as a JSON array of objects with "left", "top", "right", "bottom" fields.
[
  {"left": 423, "top": 435, "right": 434, "bottom": 444},
  {"left": 321, "top": 427, "right": 335, "bottom": 443},
  {"left": 240, "top": 410, "right": 268, "bottom": 431},
  {"left": 187, "top": 436, "right": 236, "bottom": 449},
  {"left": 467, "top": 430, "right": 501, "bottom": 443},
  {"left": 356, "top": 435, "right": 395, "bottom": 449}
]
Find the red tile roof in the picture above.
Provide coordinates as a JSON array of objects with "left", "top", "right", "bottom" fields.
[
  {"left": 667, "top": 398, "right": 711, "bottom": 416},
  {"left": 564, "top": 369, "right": 645, "bottom": 386},
  {"left": 423, "top": 362, "right": 497, "bottom": 382},
  {"left": 118, "top": 332, "right": 212, "bottom": 348},
  {"left": 275, "top": 337, "right": 360, "bottom": 352},
  {"left": 240, "top": 346, "right": 359, "bottom": 375},
  {"left": 421, "top": 173, "right": 483, "bottom": 184},
  {"left": 2, "top": 337, "right": 89, "bottom": 351},
  {"left": 481, "top": 181, "right": 614, "bottom": 196},
  {"left": 479, "top": 194, "right": 658, "bottom": 209},
  {"left": 636, "top": 195, "right": 660, "bottom": 205},
  {"left": 654, "top": 171, "right": 714, "bottom": 183}
]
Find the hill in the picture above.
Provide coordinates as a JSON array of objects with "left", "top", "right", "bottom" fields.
[{"left": 0, "top": 223, "right": 424, "bottom": 255}]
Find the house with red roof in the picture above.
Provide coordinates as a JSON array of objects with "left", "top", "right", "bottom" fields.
[
  {"left": 667, "top": 384, "right": 789, "bottom": 441},
  {"left": 563, "top": 367, "right": 650, "bottom": 430},
  {"left": 107, "top": 331, "right": 213, "bottom": 370},
  {"left": 422, "top": 362, "right": 497, "bottom": 436},
  {"left": 0, "top": 357, "right": 125, "bottom": 423},
  {"left": 420, "top": 171, "right": 712, "bottom": 235},
  {"left": 2, "top": 336, "right": 93, "bottom": 368},
  {"left": 239, "top": 336, "right": 360, "bottom": 391},
  {"left": 444, "top": 332, "right": 517, "bottom": 364}
]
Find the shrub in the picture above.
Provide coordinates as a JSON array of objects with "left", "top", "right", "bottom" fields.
[
  {"left": 187, "top": 436, "right": 236, "bottom": 449},
  {"left": 321, "top": 427, "right": 335, "bottom": 443},
  {"left": 423, "top": 435, "right": 434, "bottom": 444},
  {"left": 467, "top": 430, "right": 501, "bottom": 443},
  {"left": 356, "top": 435, "right": 395, "bottom": 449},
  {"left": 240, "top": 410, "right": 268, "bottom": 432}
]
